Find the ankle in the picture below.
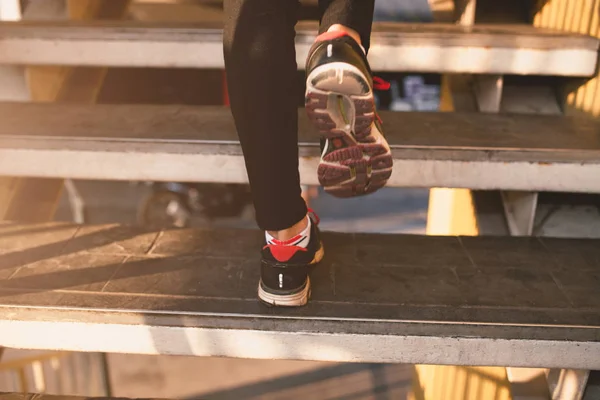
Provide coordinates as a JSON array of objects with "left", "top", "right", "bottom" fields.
[
  {"left": 326, "top": 24, "right": 362, "bottom": 47},
  {"left": 267, "top": 215, "right": 309, "bottom": 241}
]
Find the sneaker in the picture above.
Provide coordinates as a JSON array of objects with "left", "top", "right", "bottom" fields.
[
  {"left": 305, "top": 31, "right": 393, "bottom": 198},
  {"left": 258, "top": 210, "right": 324, "bottom": 307}
]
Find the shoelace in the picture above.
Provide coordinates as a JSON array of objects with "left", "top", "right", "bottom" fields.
[{"left": 372, "top": 77, "right": 390, "bottom": 125}]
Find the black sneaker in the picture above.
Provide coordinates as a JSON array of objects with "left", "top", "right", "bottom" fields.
[
  {"left": 258, "top": 211, "right": 324, "bottom": 307},
  {"left": 305, "top": 31, "right": 393, "bottom": 198}
]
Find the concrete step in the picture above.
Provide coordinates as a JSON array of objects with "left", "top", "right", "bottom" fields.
[
  {"left": 0, "top": 103, "right": 599, "bottom": 192},
  {"left": 0, "top": 221, "right": 598, "bottom": 367},
  {"left": 0, "top": 21, "right": 597, "bottom": 75}
]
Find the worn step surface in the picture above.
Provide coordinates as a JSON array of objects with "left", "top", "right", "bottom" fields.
[
  {"left": 0, "top": 222, "right": 598, "bottom": 368},
  {"left": 0, "top": 21, "right": 598, "bottom": 75},
  {"left": 1, "top": 103, "right": 599, "bottom": 192}
]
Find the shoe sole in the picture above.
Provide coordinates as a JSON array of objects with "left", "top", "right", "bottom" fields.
[
  {"left": 305, "top": 62, "right": 393, "bottom": 198},
  {"left": 258, "top": 244, "right": 324, "bottom": 307}
]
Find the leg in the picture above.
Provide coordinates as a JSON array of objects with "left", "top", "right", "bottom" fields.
[
  {"left": 223, "top": 0, "right": 305, "bottom": 232},
  {"left": 224, "top": 0, "right": 324, "bottom": 307},
  {"left": 319, "top": 0, "right": 375, "bottom": 52}
]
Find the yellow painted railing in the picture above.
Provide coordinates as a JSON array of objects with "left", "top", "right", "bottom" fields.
[{"left": 534, "top": 0, "right": 600, "bottom": 117}]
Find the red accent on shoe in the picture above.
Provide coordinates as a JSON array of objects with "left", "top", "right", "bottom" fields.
[
  {"left": 371, "top": 78, "right": 389, "bottom": 125},
  {"left": 263, "top": 244, "right": 308, "bottom": 262},
  {"left": 315, "top": 30, "right": 349, "bottom": 43},
  {"left": 373, "top": 77, "right": 391, "bottom": 90}
]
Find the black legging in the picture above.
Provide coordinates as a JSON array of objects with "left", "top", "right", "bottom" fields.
[{"left": 223, "top": 0, "right": 375, "bottom": 231}]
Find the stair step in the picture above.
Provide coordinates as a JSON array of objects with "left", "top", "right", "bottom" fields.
[
  {"left": 1, "top": 103, "right": 599, "bottom": 192},
  {"left": 0, "top": 222, "right": 598, "bottom": 367},
  {"left": 0, "top": 21, "right": 597, "bottom": 75}
]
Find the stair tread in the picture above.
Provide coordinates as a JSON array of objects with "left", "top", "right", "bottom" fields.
[
  {"left": 1, "top": 103, "right": 599, "bottom": 192},
  {"left": 1, "top": 103, "right": 599, "bottom": 156},
  {"left": 0, "top": 222, "right": 598, "bottom": 366},
  {"left": 2, "top": 20, "right": 597, "bottom": 48},
  {"left": 0, "top": 21, "right": 597, "bottom": 75}
]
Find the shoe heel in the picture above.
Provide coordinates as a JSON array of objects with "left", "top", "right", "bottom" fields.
[{"left": 258, "top": 278, "right": 311, "bottom": 307}]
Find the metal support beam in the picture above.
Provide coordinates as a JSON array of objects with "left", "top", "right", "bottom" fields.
[
  {"left": 63, "top": 179, "right": 85, "bottom": 224},
  {"left": 471, "top": 68, "right": 540, "bottom": 239},
  {"left": 546, "top": 369, "right": 590, "bottom": 400},
  {"left": 583, "top": 371, "right": 600, "bottom": 400},
  {"left": 455, "top": 0, "right": 476, "bottom": 25},
  {"left": 501, "top": 191, "right": 539, "bottom": 236},
  {"left": 507, "top": 368, "right": 551, "bottom": 400},
  {"left": 474, "top": 74, "right": 503, "bottom": 112}
]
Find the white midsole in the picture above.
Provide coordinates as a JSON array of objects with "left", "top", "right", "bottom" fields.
[
  {"left": 258, "top": 278, "right": 311, "bottom": 307},
  {"left": 306, "top": 62, "right": 372, "bottom": 98},
  {"left": 258, "top": 245, "right": 325, "bottom": 307}
]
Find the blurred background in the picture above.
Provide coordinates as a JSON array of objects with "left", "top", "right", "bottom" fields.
[{"left": 0, "top": 0, "right": 599, "bottom": 399}]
